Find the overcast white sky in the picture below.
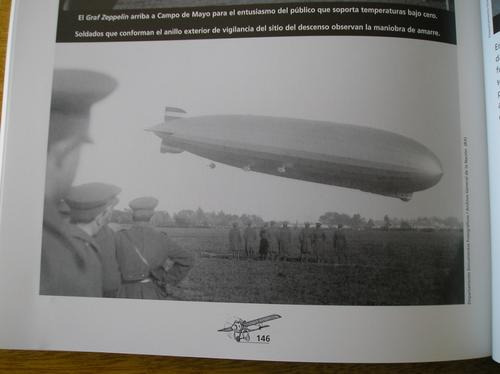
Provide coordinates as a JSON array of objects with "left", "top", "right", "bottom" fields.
[{"left": 53, "top": 35, "right": 462, "bottom": 222}]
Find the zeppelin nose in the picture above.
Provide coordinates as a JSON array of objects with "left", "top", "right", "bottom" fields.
[{"left": 421, "top": 152, "right": 443, "bottom": 187}]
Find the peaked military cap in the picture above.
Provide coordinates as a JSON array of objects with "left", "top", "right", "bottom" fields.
[
  {"left": 51, "top": 69, "right": 117, "bottom": 115},
  {"left": 49, "top": 69, "right": 117, "bottom": 145},
  {"left": 129, "top": 197, "right": 159, "bottom": 222},
  {"left": 65, "top": 183, "right": 121, "bottom": 223}
]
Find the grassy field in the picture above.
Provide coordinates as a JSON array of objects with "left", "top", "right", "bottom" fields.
[{"left": 161, "top": 227, "right": 463, "bottom": 305}]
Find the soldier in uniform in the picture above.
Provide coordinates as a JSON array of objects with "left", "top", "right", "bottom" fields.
[
  {"left": 115, "top": 197, "right": 195, "bottom": 299},
  {"left": 299, "top": 222, "right": 313, "bottom": 263},
  {"left": 258, "top": 228, "right": 269, "bottom": 260},
  {"left": 259, "top": 222, "right": 269, "bottom": 260},
  {"left": 228, "top": 222, "right": 243, "bottom": 260},
  {"left": 243, "top": 222, "right": 258, "bottom": 259},
  {"left": 268, "top": 221, "right": 280, "bottom": 261},
  {"left": 312, "top": 222, "right": 327, "bottom": 263},
  {"left": 94, "top": 222, "right": 123, "bottom": 298},
  {"left": 278, "top": 222, "right": 292, "bottom": 261},
  {"left": 333, "top": 224, "right": 348, "bottom": 264},
  {"left": 40, "top": 69, "right": 117, "bottom": 297},
  {"left": 65, "top": 183, "right": 123, "bottom": 298}
]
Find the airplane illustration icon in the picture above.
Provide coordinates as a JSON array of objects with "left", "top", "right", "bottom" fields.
[{"left": 218, "top": 314, "right": 281, "bottom": 342}]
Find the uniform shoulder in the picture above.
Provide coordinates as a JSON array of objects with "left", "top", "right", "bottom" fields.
[
  {"left": 128, "top": 224, "right": 166, "bottom": 239},
  {"left": 66, "top": 224, "right": 90, "bottom": 241}
]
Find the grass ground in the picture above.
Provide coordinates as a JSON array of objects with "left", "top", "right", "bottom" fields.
[{"left": 162, "top": 227, "right": 463, "bottom": 305}]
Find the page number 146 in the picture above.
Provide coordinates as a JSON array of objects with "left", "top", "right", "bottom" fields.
[{"left": 257, "top": 335, "right": 270, "bottom": 343}]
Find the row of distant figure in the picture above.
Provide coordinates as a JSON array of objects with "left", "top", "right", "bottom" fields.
[{"left": 227, "top": 221, "right": 347, "bottom": 263}]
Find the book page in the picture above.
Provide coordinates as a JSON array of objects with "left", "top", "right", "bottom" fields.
[
  {"left": 481, "top": 0, "right": 500, "bottom": 362},
  {"left": 0, "top": 0, "right": 491, "bottom": 362}
]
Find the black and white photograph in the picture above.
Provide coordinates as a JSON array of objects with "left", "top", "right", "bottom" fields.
[{"left": 41, "top": 0, "right": 463, "bottom": 306}]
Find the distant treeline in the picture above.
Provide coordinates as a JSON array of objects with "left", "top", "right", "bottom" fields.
[
  {"left": 111, "top": 207, "right": 462, "bottom": 230},
  {"left": 111, "top": 208, "right": 265, "bottom": 227},
  {"left": 318, "top": 212, "right": 462, "bottom": 230}
]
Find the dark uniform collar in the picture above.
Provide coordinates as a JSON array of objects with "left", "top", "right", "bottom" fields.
[
  {"left": 69, "top": 224, "right": 100, "bottom": 251},
  {"left": 43, "top": 199, "right": 88, "bottom": 270}
]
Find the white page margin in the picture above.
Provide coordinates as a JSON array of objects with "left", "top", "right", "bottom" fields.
[{"left": 0, "top": 0, "right": 491, "bottom": 362}]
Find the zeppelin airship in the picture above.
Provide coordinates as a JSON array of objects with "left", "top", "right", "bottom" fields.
[{"left": 147, "top": 107, "right": 443, "bottom": 201}]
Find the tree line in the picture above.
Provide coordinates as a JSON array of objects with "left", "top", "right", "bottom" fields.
[
  {"left": 111, "top": 207, "right": 265, "bottom": 228},
  {"left": 111, "top": 207, "right": 462, "bottom": 230},
  {"left": 318, "top": 212, "right": 462, "bottom": 230}
]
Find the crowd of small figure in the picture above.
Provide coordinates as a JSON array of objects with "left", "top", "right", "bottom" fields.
[{"left": 228, "top": 221, "right": 348, "bottom": 263}]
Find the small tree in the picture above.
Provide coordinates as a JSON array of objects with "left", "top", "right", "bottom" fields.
[
  {"left": 351, "top": 213, "right": 364, "bottom": 230},
  {"left": 174, "top": 209, "right": 196, "bottom": 227},
  {"left": 400, "top": 220, "right": 411, "bottom": 230}
]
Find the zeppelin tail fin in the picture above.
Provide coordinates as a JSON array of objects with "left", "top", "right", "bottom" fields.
[{"left": 165, "top": 106, "right": 186, "bottom": 121}]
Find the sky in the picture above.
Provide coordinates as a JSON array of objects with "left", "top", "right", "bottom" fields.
[{"left": 53, "top": 35, "right": 463, "bottom": 223}]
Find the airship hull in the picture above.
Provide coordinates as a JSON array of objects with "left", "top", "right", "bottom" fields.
[{"left": 149, "top": 114, "right": 443, "bottom": 201}]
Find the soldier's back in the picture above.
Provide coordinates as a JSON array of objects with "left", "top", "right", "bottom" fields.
[
  {"left": 115, "top": 223, "right": 194, "bottom": 299},
  {"left": 229, "top": 227, "right": 242, "bottom": 250},
  {"left": 115, "top": 224, "right": 165, "bottom": 299},
  {"left": 334, "top": 229, "right": 347, "bottom": 248},
  {"left": 116, "top": 224, "right": 169, "bottom": 275},
  {"left": 94, "top": 225, "right": 122, "bottom": 297}
]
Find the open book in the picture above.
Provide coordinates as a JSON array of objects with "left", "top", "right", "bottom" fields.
[{"left": 0, "top": 0, "right": 497, "bottom": 363}]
